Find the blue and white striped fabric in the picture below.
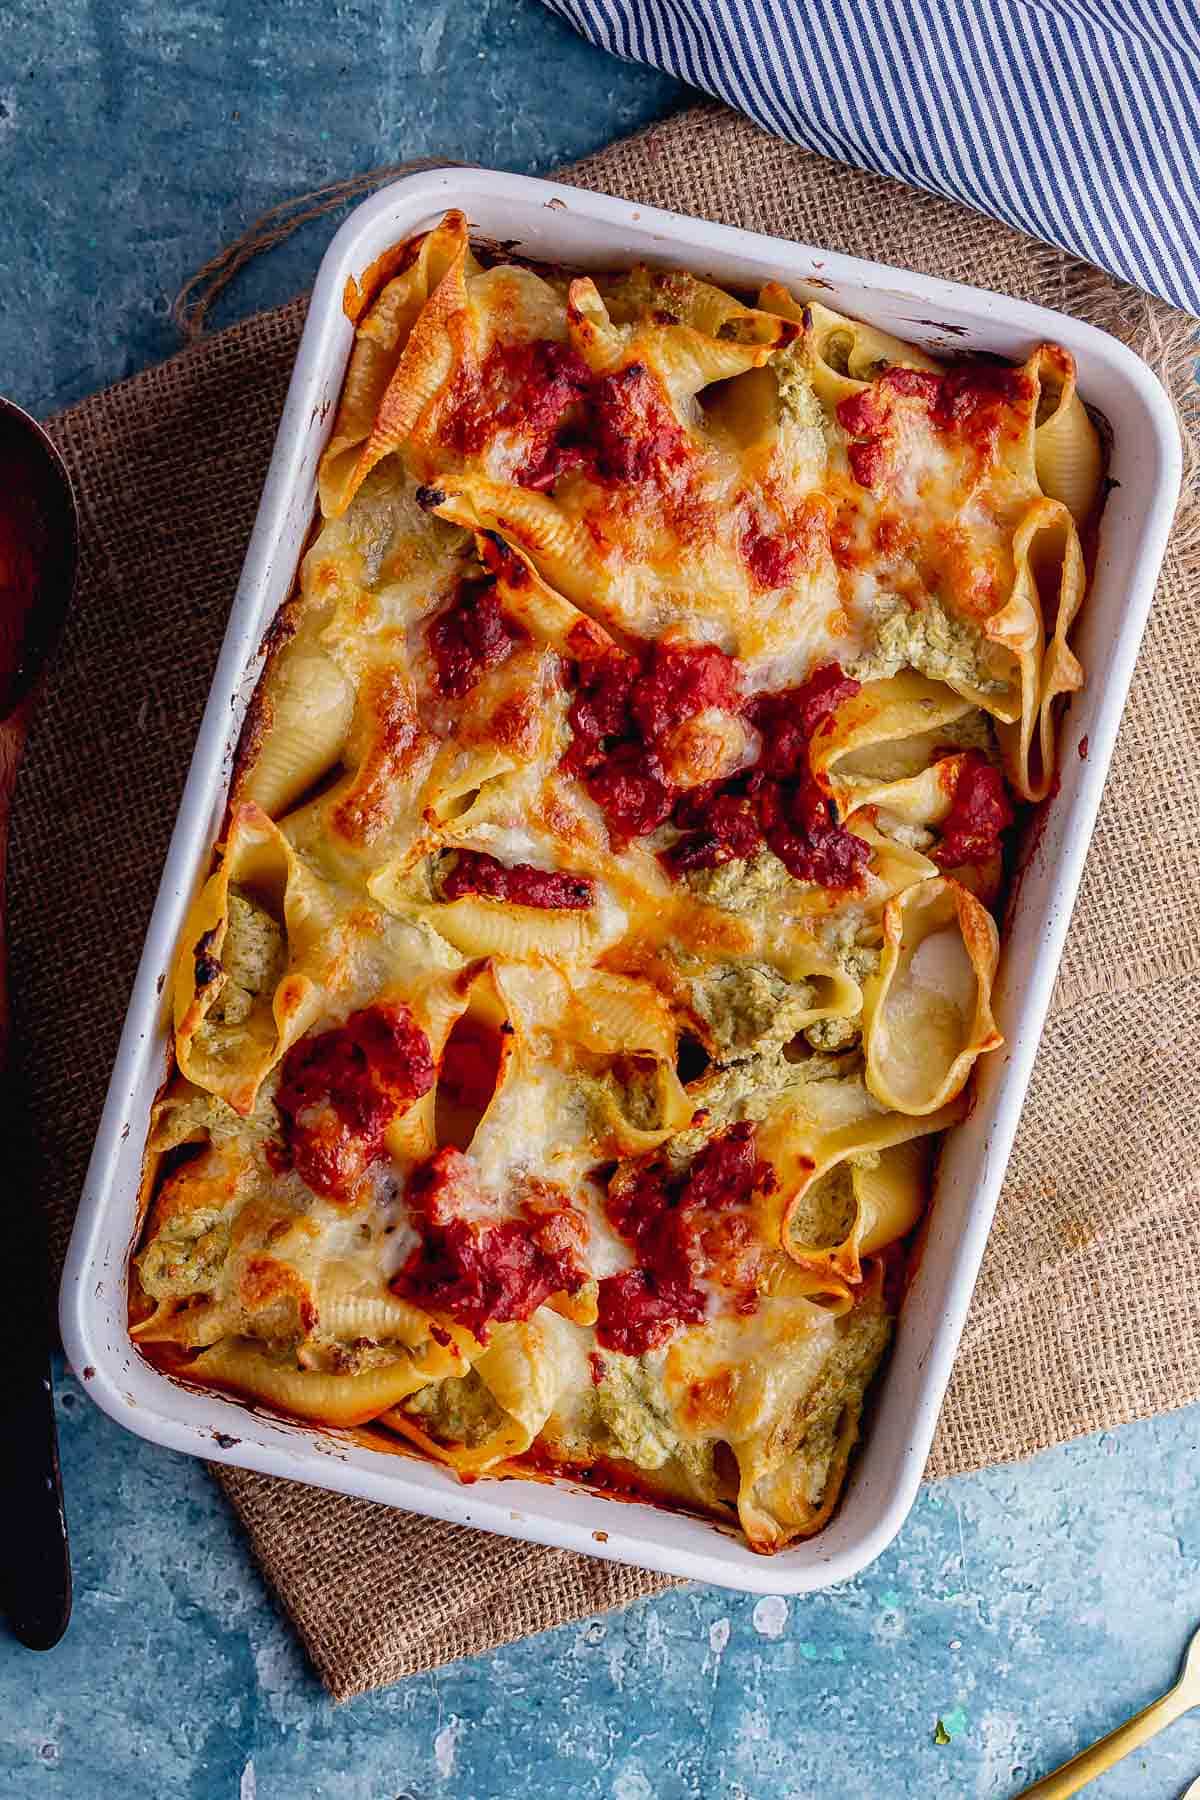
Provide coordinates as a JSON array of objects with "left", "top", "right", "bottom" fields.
[{"left": 542, "top": 0, "right": 1200, "bottom": 315}]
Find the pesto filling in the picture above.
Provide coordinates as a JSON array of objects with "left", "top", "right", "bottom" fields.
[
  {"left": 211, "top": 888, "right": 286, "bottom": 1022},
  {"left": 679, "top": 959, "right": 817, "bottom": 1061},
  {"left": 682, "top": 848, "right": 795, "bottom": 914},
  {"left": 803, "top": 1013, "right": 861, "bottom": 1053},
  {"left": 578, "top": 1058, "right": 667, "bottom": 1138},
  {"left": 152, "top": 1080, "right": 279, "bottom": 1155},
  {"left": 849, "top": 596, "right": 1009, "bottom": 695},
  {"left": 405, "top": 1370, "right": 506, "bottom": 1448},
  {"left": 672, "top": 1044, "right": 853, "bottom": 1151},
  {"left": 788, "top": 1304, "right": 891, "bottom": 1504},
  {"left": 137, "top": 1212, "right": 232, "bottom": 1302},
  {"left": 591, "top": 1352, "right": 715, "bottom": 1487},
  {"left": 194, "top": 887, "right": 286, "bottom": 1066},
  {"left": 785, "top": 1162, "right": 859, "bottom": 1252},
  {"left": 774, "top": 350, "right": 829, "bottom": 434}
]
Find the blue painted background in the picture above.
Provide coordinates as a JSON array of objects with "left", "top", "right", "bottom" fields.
[
  {"left": 5, "top": 1367, "right": 1200, "bottom": 1799},
  {"left": 3, "top": 4, "right": 1199, "bottom": 1797},
  {"left": 2, "top": 0, "right": 681, "bottom": 417}
]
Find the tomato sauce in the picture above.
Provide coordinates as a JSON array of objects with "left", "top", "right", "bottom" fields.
[
  {"left": 596, "top": 1269, "right": 706, "bottom": 1356},
  {"left": 443, "top": 338, "right": 591, "bottom": 469},
  {"left": 838, "top": 363, "right": 1026, "bottom": 490},
  {"left": 595, "top": 1122, "right": 772, "bottom": 1355},
  {"left": 440, "top": 848, "right": 595, "bottom": 910},
  {"left": 845, "top": 440, "right": 888, "bottom": 489},
  {"left": 529, "top": 359, "right": 692, "bottom": 490},
  {"left": 563, "top": 639, "right": 740, "bottom": 843},
  {"left": 877, "top": 367, "right": 942, "bottom": 406},
  {"left": 505, "top": 341, "right": 593, "bottom": 490},
  {"left": 835, "top": 388, "right": 887, "bottom": 441},
  {"left": 392, "top": 1147, "right": 588, "bottom": 1342},
  {"left": 669, "top": 786, "right": 761, "bottom": 870},
  {"left": 583, "top": 742, "right": 678, "bottom": 840},
  {"left": 437, "top": 1017, "right": 503, "bottom": 1116},
  {"left": 586, "top": 362, "right": 692, "bottom": 485},
  {"left": 753, "top": 767, "right": 872, "bottom": 888},
  {"left": 442, "top": 338, "right": 691, "bottom": 498},
  {"left": 749, "top": 663, "right": 860, "bottom": 774},
  {"left": 665, "top": 663, "right": 869, "bottom": 889},
  {"left": 934, "top": 751, "right": 1014, "bottom": 868},
  {"left": 630, "top": 642, "right": 739, "bottom": 743},
  {"left": 741, "top": 492, "right": 831, "bottom": 593},
  {"left": 427, "top": 578, "right": 520, "bottom": 698},
  {"left": 562, "top": 641, "right": 641, "bottom": 776},
  {"left": 925, "top": 362, "right": 1025, "bottom": 431},
  {"left": 742, "top": 523, "right": 792, "bottom": 591},
  {"left": 562, "top": 646, "right": 866, "bottom": 884},
  {"left": 835, "top": 386, "right": 891, "bottom": 493},
  {"left": 274, "top": 1004, "right": 435, "bottom": 1203}
]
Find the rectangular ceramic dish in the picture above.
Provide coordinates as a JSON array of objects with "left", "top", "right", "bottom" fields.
[{"left": 61, "top": 166, "right": 1181, "bottom": 1593}]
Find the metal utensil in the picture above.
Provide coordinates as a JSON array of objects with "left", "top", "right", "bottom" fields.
[
  {"left": 0, "top": 395, "right": 78, "bottom": 1651},
  {"left": 1019, "top": 1622, "right": 1200, "bottom": 1796}
]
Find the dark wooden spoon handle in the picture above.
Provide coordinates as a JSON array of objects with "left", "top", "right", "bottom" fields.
[
  {"left": 0, "top": 1331, "right": 72, "bottom": 1649},
  {"left": 0, "top": 707, "right": 71, "bottom": 1649}
]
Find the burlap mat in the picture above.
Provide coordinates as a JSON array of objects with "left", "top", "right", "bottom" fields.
[{"left": 20, "top": 106, "right": 1198, "bottom": 1700}]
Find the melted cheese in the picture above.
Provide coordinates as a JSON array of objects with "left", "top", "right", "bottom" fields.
[{"left": 134, "top": 216, "right": 1097, "bottom": 1553}]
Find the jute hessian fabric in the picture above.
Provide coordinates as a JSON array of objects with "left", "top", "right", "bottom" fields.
[{"left": 17, "top": 105, "right": 1198, "bottom": 1699}]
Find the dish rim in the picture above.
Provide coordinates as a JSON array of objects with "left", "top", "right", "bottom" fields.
[{"left": 59, "top": 164, "right": 1182, "bottom": 1595}]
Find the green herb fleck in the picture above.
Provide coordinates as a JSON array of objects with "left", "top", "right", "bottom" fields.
[{"left": 933, "top": 1706, "right": 968, "bottom": 1745}]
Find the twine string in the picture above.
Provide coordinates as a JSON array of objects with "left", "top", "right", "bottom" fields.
[{"left": 171, "top": 158, "right": 466, "bottom": 342}]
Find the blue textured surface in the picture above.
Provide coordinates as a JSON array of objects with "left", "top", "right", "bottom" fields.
[
  {"left": 3, "top": 5, "right": 1199, "bottom": 1798},
  {"left": 0, "top": 0, "right": 682, "bottom": 417},
  {"left": 4, "top": 1365, "right": 1200, "bottom": 1799}
]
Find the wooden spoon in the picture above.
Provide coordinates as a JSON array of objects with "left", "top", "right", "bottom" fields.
[
  {"left": 1019, "top": 1621, "right": 1200, "bottom": 1795},
  {"left": 0, "top": 396, "right": 78, "bottom": 1651}
]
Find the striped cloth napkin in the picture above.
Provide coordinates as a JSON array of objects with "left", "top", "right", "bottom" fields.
[{"left": 543, "top": 0, "right": 1200, "bottom": 315}]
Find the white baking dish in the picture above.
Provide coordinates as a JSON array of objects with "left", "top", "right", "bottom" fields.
[{"left": 61, "top": 167, "right": 1181, "bottom": 1594}]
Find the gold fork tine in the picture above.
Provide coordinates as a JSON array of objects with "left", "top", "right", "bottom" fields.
[{"left": 1018, "top": 1623, "right": 1200, "bottom": 1797}]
